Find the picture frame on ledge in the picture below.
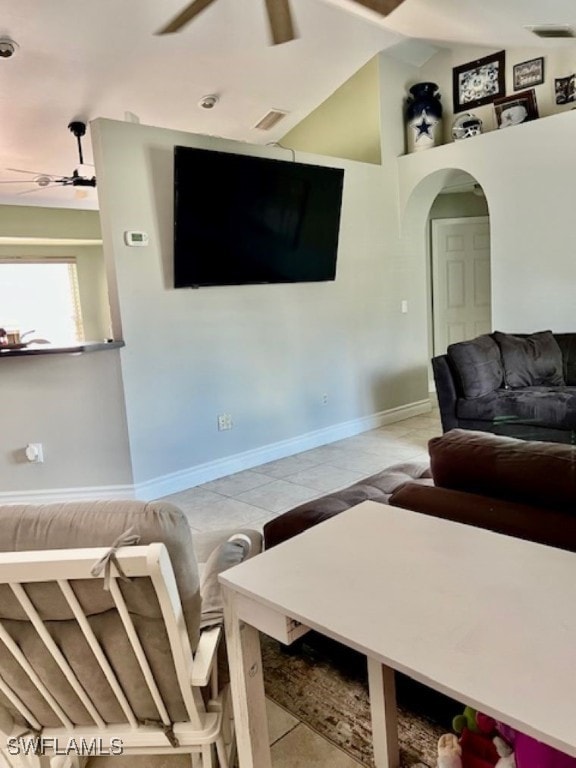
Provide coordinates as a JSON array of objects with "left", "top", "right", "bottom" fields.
[
  {"left": 494, "top": 89, "right": 539, "bottom": 129},
  {"left": 555, "top": 74, "right": 576, "bottom": 105},
  {"left": 452, "top": 50, "right": 506, "bottom": 113},
  {"left": 513, "top": 57, "right": 544, "bottom": 91}
]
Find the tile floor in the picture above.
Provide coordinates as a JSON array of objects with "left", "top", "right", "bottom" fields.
[{"left": 159, "top": 407, "right": 442, "bottom": 767}]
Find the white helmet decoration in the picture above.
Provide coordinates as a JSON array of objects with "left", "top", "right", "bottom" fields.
[{"left": 452, "top": 113, "right": 483, "bottom": 140}]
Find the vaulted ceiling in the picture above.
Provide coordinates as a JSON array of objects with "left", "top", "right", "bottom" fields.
[{"left": 2, "top": 0, "right": 576, "bottom": 209}]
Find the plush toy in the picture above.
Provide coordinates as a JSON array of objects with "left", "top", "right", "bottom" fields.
[
  {"left": 497, "top": 723, "right": 576, "bottom": 768},
  {"left": 438, "top": 733, "right": 463, "bottom": 768},
  {"left": 440, "top": 707, "right": 503, "bottom": 768},
  {"left": 453, "top": 707, "right": 483, "bottom": 735},
  {"left": 442, "top": 706, "right": 576, "bottom": 768},
  {"left": 459, "top": 727, "right": 500, "bottom": 768},
  {"left": 493, "top": 735, "right": 516, "bottom": 768},
  {"left": 438, "top": 731, "right": 502, "bottom": 768}
]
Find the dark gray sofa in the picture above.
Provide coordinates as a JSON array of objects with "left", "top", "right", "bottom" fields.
[{"left": 432, "top": 330, "right": 576, "bottom": 443}]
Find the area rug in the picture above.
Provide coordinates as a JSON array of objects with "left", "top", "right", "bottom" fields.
[{"left": 262, "top": 633, "right": 449, "bottom": 768}]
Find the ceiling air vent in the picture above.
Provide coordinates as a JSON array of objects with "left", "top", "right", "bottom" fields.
[
  {"left": 526, "top": 24, "right": 576, "bottom": 38},
  {"left": 254, "top": 109, "right": 289, "bottom": 130}
]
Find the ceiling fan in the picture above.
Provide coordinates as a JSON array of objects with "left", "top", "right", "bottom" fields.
[
  {"left": 157, "top": 0, "right": 407, "bottom": 45},
  {"left": 1, "top": 121, "right": 96, "bottom": 196}
]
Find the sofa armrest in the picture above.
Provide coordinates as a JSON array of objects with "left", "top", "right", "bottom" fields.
[
  {"left": 431, "top": 355, "right": 459, "bottom": 432},
  {"left": 389, "top": 482, "right": 576, "bottom": 552},
  {"left": 429, "top": 428, "right": 576, "bottom": 513}
]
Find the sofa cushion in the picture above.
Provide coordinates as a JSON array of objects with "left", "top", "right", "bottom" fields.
[
  {"left": 429, "top": 429, "right": 576, "bottom": 513},
  {"left": 493, "top": 330, "right": 565, "bottom": 388},
  {"left": 455, "top": 385, "right": 576, "bottom": 430},
  {"left": 389, "top": 483, "right": 576, "bottom": 552},
  {"left": 447, "top": 334, "right": 504, "bottom": 398},
  {"left": 555, "top": 334, "right": 576, "bottom": 386},
  {"left": 263, "top": 461, "right": 432, "bottom": 549}
]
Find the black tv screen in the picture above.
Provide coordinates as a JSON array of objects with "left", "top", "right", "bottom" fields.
[{"left": 173, "top": 146, "right": 345, "bottom": 288}]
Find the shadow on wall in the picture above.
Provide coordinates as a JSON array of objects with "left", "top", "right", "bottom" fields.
[
  {"left": 369, "top": 366, "right": 431, "bottom": 415},
  {"left": 149, "top": 144, "right": 176, "bottom": 291}
]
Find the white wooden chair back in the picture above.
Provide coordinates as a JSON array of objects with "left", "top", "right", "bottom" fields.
[{"left": 0, "top": 543, "right": 231, "bottom": 768}]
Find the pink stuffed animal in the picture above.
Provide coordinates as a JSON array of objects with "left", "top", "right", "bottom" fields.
[{"left": 497, "top": 723, "right": 576, "bottom": 768}]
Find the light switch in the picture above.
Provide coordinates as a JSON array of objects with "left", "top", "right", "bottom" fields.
[{"left": 401, "top": 300, "right": 408, "bottom": 314}]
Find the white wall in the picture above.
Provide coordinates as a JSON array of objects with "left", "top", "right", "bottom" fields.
[
  {"left": 0, "top": 351, "right": 132, "bottom": 497},
  {"left": 0, "top": 206, "right": 132, "bottom": 500},
  {"left": 397, "top": 109, "right": 576, "bottom": 333},
  {"left": 92, "top": 118, "right": 431, "bottom": 491}
]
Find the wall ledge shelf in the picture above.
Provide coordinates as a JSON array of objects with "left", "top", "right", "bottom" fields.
[{"left": 0, "top": 341, "right": 125, "bottom": 359}]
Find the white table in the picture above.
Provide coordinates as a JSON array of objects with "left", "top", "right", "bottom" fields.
[{"left": 220, "top": 500, "right": 576, "bottom": 768}]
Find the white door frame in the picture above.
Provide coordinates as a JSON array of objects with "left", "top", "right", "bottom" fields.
[{"left": 430, "top": 215, "right": 491, "bottom": 359}]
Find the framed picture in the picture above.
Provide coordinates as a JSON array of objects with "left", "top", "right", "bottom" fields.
[
  {"left": 494, "top": 89, "right": 539, "bottom": 129},
  {"left": 513, "top": 57, "right": 544, "bottom": 91},
  {"left": 453, "top": 50, "right": 505, "bottom": 113},
  {"left": 555, "top": 74, "right": 576, "bottom": 104}
]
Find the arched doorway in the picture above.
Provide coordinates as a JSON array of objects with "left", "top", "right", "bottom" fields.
[
  {"left": 428, "top": 172, "right": 490, "bottom": 356},
  {"left": 399, "top": 168, "right": 491, "bottom": 391}
]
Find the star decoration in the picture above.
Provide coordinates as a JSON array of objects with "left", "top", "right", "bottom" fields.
[{"left": 413, "top": 115, "right": 435, "bottom": 139}]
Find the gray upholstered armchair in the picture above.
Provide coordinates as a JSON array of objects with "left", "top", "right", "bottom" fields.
[{"left": 0, "top": 500, "right": 262, "bottom": 768}]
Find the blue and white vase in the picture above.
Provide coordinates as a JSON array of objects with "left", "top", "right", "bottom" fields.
[{"left": 406, "top": 82, "right": 443, "bottom": 153}]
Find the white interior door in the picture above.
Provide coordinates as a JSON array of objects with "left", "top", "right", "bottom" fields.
[{"left": 431, "top": 216, "right": 491, "bottom": 356}]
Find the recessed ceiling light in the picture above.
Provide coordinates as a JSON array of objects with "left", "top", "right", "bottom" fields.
[
  {"left": 0, "top": 38, "right": 18, "bottom": 58},
  {"left": 198, "top": 95, "right": 219, "bottom": 110}
]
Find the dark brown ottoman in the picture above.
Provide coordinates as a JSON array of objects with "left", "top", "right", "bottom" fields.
[{"left": 263, "top": 460, "right": 432, "bottom": 549}]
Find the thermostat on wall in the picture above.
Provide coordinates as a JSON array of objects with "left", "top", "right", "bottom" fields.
[{"left": 124, "top": 230, "right": 149, "bottom": 246}]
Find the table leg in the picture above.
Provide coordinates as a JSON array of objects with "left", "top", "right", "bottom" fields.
[
  {"left": 367, "top": 657, "right": 400, "bottom": 768},
  {"left": 222, "top": 586, "right": 272, "bottom": 768}
]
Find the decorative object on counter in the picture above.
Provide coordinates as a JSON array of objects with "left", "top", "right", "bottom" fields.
[
  {"left": 513, "top": 56, "right": 544, "bottom": 90},
  {"left": 494, "top": 89, "right": 539, "bottom": 128},
  {"left": 405, "top": 82, "right": 443, "bottom": 153},
  {"left": 453, "top": 50, "right": 505, "bottom": 113},
  {"left": 6, "top": 329, "right": 21, "bottom": 345},
  {"left": 451, "top": 112, "right": 483, "bottom": 140},
  {"left": 0, "top": 328, "right": 50, "bottom": 351},
  {"left": 555, "top": 74, "right": 576, "bottom": 104}
]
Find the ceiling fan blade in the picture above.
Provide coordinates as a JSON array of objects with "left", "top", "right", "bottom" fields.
[
  {"left": 5, "top": 167, "right": 57, "bottom": 177},
  {"left": 17, "top": 185, "right": 65, "bottom": 196},
  {"left": 265, "top": 0, "right": 296, "bottom": 44},
  {"left": 350, "top": 0, "right": 407, "bottom": 15},
  {"left": 156, "top": 0, "right": 219, "bottom": 34},
  {"left": 0, "top": 180, "right": 46, "bottom": 184}
]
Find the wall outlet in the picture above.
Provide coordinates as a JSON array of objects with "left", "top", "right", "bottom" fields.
[
  {"left": 321, "top": 393, "right": 328, "bottom": 406},
  {"left": 217, "top": 414, "right": 233, "bottom": 431}
]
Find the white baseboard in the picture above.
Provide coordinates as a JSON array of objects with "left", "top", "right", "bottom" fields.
[
  {"left": 135, "top": 398, "right": 432, "bottom": 500},
  {"left": 2, "top": 399, "right": 432, "bottom": 505}
]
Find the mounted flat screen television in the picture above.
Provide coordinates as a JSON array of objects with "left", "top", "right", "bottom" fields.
[{"left": 173, "top": 146, "right": 345, "bottom": 288}]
